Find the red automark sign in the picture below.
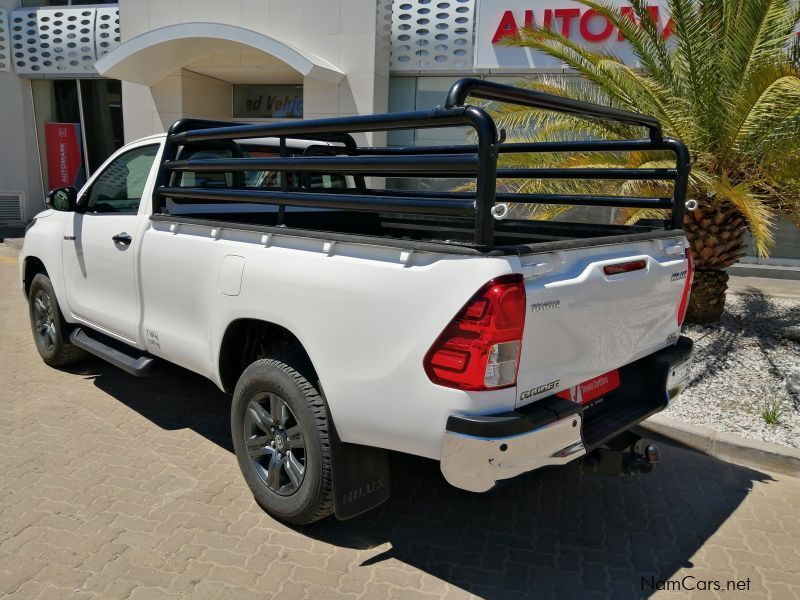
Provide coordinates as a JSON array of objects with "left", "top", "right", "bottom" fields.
[
  {"left": 474, "top": 0, "right": 799, "bottom": 69},
  {"left": 474, "top": 0, "right": 672, "bottom": 70},
  {"left": 491, "top": 5, "right": 673, "bottom": 44},
  {"left": 557, "top": 369, "right": 620, "bottom": 405},
  {"left": 45, "top": 122, "right": 83, "bottom": 190}
]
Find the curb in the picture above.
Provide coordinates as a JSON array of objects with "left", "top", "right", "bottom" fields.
[
  {"left": 728, "top": 263, "right": 800, "bottom": 281},
  {"left": 639, "top": 414, "right": 800, "bottom": 477},
  {"left": 2, "top": 238, "right": 23, "bottom": 250}
]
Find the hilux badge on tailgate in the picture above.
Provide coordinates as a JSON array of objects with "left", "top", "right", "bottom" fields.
[{"left": 671, "top": 270, "right": 688, "bottom": 281}]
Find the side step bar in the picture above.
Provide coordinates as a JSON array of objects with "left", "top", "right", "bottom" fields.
[{"left": 70, "top": 328, "right": 157, "bottom": 377}]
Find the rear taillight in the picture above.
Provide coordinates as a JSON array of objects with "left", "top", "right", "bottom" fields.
[
  {"left": 677, "top": 248, "right": 694, "bottom": 325},
  {"left": 424, "top": 274, "right": 526, "bottom": 391}
]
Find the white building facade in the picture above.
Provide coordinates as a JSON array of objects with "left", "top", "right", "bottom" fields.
[{"left": 0, "top": 0, "right": 796, "bottom": 261}]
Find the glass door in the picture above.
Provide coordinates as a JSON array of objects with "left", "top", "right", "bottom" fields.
[{"left": 31, "top": 78, "right": 124, "bottom": 194}]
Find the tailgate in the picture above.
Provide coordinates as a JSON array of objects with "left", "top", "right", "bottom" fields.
[{"left": 515, "top": 236, "right": 688, "bottom": 407}]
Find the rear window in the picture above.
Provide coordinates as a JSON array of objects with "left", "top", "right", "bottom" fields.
[
  {"left": 174, "top": 145, "right": 347, "bottom": 191},
  {"left": 167, "top": 143, "right": 348, "bottom": 215}
]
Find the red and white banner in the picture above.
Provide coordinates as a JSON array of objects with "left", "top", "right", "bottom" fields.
[{"left": 45, "top": 122, "right": 84, "bottom": 190}]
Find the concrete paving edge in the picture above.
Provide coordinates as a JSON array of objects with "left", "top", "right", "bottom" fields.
[
  {"left": 640, "top": 414, "right": 800, "bottom": 477},
  {"left": 4, "top": 238, "right": 23, "bottom": 250}
]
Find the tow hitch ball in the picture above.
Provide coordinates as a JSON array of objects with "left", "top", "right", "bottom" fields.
[{"left": 581, "top": 432, "right": 660, "bottom": 476}]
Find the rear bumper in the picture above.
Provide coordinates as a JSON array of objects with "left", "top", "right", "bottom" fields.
[{"left": 440, "top": 336, "right": 693, "bottom": 492}]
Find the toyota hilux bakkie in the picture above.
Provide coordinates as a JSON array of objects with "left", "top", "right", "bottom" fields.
[{"left": 20, "top": 79, "right": 694, "bottom": 524}]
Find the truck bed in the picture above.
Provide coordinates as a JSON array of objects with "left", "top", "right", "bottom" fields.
[
  {"left": 151, "top": 78, "right": 690, "bottom": 253},
  {"left": 151, "top": 209, "right": 683, "bottom": 256}
]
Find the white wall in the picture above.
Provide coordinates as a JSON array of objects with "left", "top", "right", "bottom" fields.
[
  {"left": 118, "top": 0, "right": 389, "bottom": 145},
  {"left": 0, "top": 74, "right": 44, "bottom": 222},
  {"left": 182, "top": 70, "right": 232, "bottom": 121},
  {"left": 122, "top": 69, "right": 232, "bottom": 143},
  {"left": 0, "top": 0, "right": 45, "bottom": 223}
]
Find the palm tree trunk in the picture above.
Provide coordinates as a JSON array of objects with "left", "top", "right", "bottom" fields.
[
  {"left": 686, "top": 269, "right": 729, "bottom": 324},
  {"left": 683, "top": 204, "right": 746, "bottom": 324}
]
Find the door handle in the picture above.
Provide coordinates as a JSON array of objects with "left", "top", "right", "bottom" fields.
[{"left": 112, "top": 233, "right": 132, "bottom": 246}]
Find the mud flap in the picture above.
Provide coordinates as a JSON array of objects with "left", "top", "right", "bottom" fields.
[{"left": 329, "top": 420, "right": 390, "bottom": 520}]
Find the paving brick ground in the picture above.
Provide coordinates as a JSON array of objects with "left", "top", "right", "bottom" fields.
[{"left": 1, "top": 243, "right": 799, "bottom": 600}]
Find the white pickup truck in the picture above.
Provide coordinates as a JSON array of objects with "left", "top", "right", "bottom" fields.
[{"left": 20, "top": 79, "right": 694, "bottom": 524}]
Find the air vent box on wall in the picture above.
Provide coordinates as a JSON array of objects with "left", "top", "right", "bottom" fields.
[{"left": 0, "top": 192, "right": 23, "bottom": 223}]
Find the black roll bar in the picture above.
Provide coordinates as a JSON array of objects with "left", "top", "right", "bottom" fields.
[
  {"left": 157, "top": 187, "right": 477, "bottom": 217},
  {"left": 165, "top": 154, "right": 481, "bottom": 175},
  {"left": 495, "top": 168, "right": 677, "bottom": 180},
  {"left": 357, "top": 138, "right": 682, "bottom": 155},
  {"left": 154, "top": 78, "right": 690, "bottom": 246},
  {"left": 445, "top": 78, "right": 664, "bottom": 141},
  {"left": 366, "top": 188, "right": 673, "bottom": 209},
  {"left": 168, "top": 107, "right": 492, "bottom": 143}
]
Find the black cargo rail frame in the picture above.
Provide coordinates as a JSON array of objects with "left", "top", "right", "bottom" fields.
[{"left": 154, "top": 78, "right": 690, "bottom": 247}]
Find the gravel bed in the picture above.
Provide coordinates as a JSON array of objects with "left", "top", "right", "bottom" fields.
[{"left": 663, "top": 291, "right": 800, "bottom": 449}]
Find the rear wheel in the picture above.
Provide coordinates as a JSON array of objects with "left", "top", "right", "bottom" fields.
[
  {"left": 231, "top": 359, "right": 333, "bottom": 524},
  {"left": 28, "top": 273, "right": 87, "bottom": 367}
]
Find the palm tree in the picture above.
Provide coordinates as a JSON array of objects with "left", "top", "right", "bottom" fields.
[{"left": 492, "top": 0, "right": 800, "bottom": 323}]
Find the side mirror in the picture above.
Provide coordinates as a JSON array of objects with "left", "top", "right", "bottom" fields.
[{"left": 46, "top": 187, "right": 78, "bottom": 212}]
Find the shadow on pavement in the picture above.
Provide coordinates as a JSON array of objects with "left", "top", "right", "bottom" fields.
[
  {"left": 67, "top": 357, "right": 235, "bottom": 453},
  {"left": 687, "top": 289, "right": 799, "bottom": 388},
  {"left": 686, "top": 289, "right": 799, "bottom": 413},
  {"left": 72, "top": 356, "right": 774, "bottom": 599}
]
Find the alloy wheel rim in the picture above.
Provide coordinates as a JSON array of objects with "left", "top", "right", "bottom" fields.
[
  {"left": 244, "top": 392, "right": 306, "bottom": 496},
  {"left": 33, "top": 291, "right": 56, "bottom": 352}
]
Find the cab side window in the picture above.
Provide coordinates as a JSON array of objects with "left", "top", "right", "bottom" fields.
[{"left": 84, "top": 144, "right": 159, "bottom": 214}]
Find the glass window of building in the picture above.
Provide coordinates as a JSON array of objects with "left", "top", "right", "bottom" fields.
[
  {"left": 80, "top": 79, "right": 124, "bottom": 173},
  {"left": 387, "top": 76, "right": 473, "bottom": 191},
  {"left": 31, "top": 78, "right": 125, "bottom": 192},
  {"left": 232, "top": 85, "right": 304, "bottom": 119}
]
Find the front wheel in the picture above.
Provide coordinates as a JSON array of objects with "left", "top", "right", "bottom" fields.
[
  {"left": 27, "top": 273, "right": 87, "bottom": 367},
  {"left": 231, "top": 359, "right": 334, "bottom": 524}
]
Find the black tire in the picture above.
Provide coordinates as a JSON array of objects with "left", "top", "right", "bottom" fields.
[
  {"left": 231, "top": 358, "right": 334, "bottom": 525},
  {"left": 28, "top": 273, "right": 87, "bottom": 367}
]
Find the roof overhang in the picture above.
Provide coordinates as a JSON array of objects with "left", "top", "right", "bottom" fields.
[{"left": 95, "top": 22, "right": 345, "bottom": 86}]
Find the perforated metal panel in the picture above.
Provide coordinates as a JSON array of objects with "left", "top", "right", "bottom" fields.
[
  {"left": 0, "top": 9, "right": 10, "bottom": 73},
  {"left": 391, "top": 0, "right": 476, "bottom": 71},
  {"left": 95, "top": 6, "right": 120, "bottom": 59},
  {"left": 10, "top": 6, "right": 120, "bottom": 77}
]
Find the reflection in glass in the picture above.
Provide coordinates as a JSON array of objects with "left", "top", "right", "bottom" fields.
[
  {"left": 80, "top": 79, "right": 124, "bottom": 173},
  {"left": 387, "top": 76, "right": 471, "bottom": 192}
]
